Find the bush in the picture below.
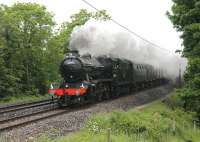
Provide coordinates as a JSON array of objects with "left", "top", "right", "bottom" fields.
[
  {"left": 84, "top": 102, "right": 196, "bottom": 142},
  {"left": 170, "top": 87, "right": 200, "bottom": 120},
  {"left": 42, "top": 102, "right": 200, "bottom": 142},
  {"left": 86, "top": 114, "right": 110, "bottom": 133}
]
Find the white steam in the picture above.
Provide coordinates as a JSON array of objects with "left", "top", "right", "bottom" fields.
[{"left": 69, "top": 19, "right": 187, "bottom": 80}]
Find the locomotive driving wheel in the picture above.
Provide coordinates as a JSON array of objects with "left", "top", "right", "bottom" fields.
[
  {"left": 104, "top": 84, "right": 111, "bottom": 100},
  {"left": 96, "top": 83, "right": 103, "bottom": 102},
  {"left": 58, "top": 96, "right": 65, "bottom": 108}
]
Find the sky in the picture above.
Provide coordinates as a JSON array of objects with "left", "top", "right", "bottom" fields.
[{"left": 0, "top": 0, "right": 182, "bottom": 53}]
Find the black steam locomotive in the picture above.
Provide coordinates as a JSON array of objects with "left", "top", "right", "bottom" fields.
[{"left": 49, "top": 50, "right": 166, "bottom": 106}]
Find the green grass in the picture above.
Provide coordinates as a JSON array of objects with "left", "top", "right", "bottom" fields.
[
  {"left": 37, "top": 100, "right": 200, "bottom": 142},
  {"left": 0, "top": 94, "right": 50, "bottom": 105}
]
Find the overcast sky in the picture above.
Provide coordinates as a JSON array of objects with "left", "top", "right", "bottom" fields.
[{"left": 0, "top": 0, "right": 182, "bottom": 53}]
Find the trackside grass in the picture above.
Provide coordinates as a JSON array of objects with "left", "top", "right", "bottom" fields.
[
  {"left": 0, "top": 94, "right": 50, "bottom": 105},
  {"left": 38, "top": 100, "right": 200, "bottom": 142}
]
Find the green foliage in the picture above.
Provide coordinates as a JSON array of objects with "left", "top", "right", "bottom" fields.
[
  {"left": 53, "top": 131, "right": 143, "bottom": 142},
  {"left": 0, "top": 3, "right": 55, "bottom": 96},
  {"left": 168, "top": 0, "right": 200, "bottom": 116},
  {"left": 85, "top": 102, "right": 195, "bottom": 142},
  {"left": 109, "top": 111, "right": 171, "bottom": 140},
  {"left": 40, "top": 102, "right": 200, "bottom": 142},
  {"left": 86, "top": 113, "right": 110, "bottom": 133},
  {"left": 168, "top": 0, "right": 200, "bottom": 57},
  {"left": 171, "top": 88, "right": 200, "bottom": 118},
  {"left": 0, "top": 93, "right": 49, "bottom": 104},
  {"left": 0, "top": 2, "right": 110, "bottom": 98}
]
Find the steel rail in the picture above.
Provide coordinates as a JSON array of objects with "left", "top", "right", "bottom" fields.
[
  {"left": 0, "top": 104, "right": 59, "bottom": 124},
  {"left": 0, "top": 109, "right": 68, "bottom": 132},
  {"left": 0, "top": 99, "right": 52, "bottom": 110},
  {"left": 0, "top": 99, "right": 57, "bottom": 114}
]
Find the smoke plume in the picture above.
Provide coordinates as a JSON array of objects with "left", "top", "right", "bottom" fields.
[{"left": 69, "top": 19, "right": 187, "bottom": 80}]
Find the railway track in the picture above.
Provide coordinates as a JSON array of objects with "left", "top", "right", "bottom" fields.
[
  {"left": 0, "top": 97, "right": 96, "bottom": 132},
  {"left": 0, "top": 108, "right": 68, "bottom": 132},
  {"left": 0, "top": 103, "right": 90, "bottom": 132},
  {"left": 0, "top": 98, "right": 57, "bottom": 114},
  {"left": 0, "top": 98, "right": 62, "bottom": 132}
]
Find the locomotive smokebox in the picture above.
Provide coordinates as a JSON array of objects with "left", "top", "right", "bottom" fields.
[
  {"left": 62, "top": 58, "right": 82, "bottom": 72},
  {"left": 60, "top": 50, "right": 85, "bottom": 82}
]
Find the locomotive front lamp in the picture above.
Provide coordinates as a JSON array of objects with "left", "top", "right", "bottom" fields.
[{"left": 80, "top": 82, "right": 88, "bottom": 89}]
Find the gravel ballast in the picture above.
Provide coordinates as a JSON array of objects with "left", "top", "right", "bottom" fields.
[{"left": 0, "top": 85, "right": 173, "bottom": 142}]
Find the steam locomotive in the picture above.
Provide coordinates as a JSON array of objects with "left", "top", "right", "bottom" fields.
[{"left": 49, "top": 50, "right": 166, "bottom": 107}]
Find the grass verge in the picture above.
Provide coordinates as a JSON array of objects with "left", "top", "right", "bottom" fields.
[
  {"left": 37, "top": 99, "right": 200, "bottom": 142},
  {"left": 0, "top": 94, "right": 50, "bottom": 105}
]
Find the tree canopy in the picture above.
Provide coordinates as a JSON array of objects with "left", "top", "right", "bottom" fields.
[
  {"left": 0, "top": 2, "right": 110, "bottom": 97},
  {"left": 0, "top": 3, "right": 55, "bottom": 96},
  {"left": 168, "top": 0, "right": 200, "bottom": 116}
]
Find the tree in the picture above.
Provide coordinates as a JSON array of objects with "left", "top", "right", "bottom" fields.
[
  {"left": 168, "top": 0, "right": 200, "bottom": 116},
  {"left": 0, "top": 3, "right": 55, "bottom": 95},
  {"left": 0, "top": 4, "right": 110, "bottom": 98}
]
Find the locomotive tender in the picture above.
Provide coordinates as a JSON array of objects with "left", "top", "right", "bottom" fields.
[{"left": 49, "top": 50, "right": 165, "bottom": 107}]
